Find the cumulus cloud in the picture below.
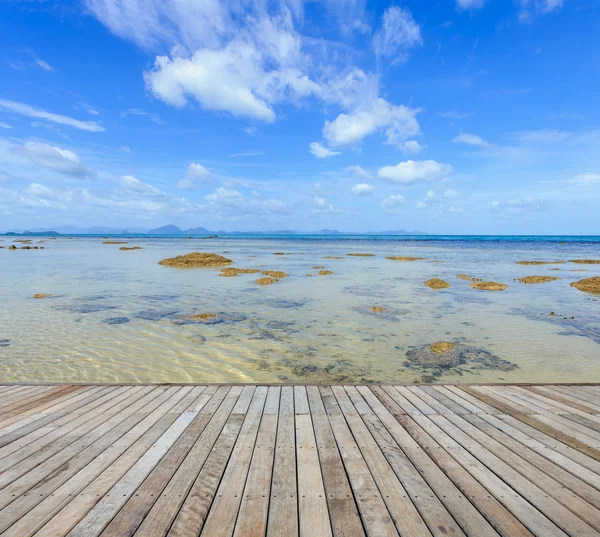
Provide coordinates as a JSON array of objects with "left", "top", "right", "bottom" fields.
[
  {"left": 401, "top": 140, "right": 423, "bottom": 153},
  {"left": 0, "top": 123, "right": 12, "bottom": 129},
  {"left": 313, "top": 196, "right": 345, "bottom": 214},
  {"left": 309, "top": 142, "right": 340, "bottom": 158},
  {"left": 345, "top": 165, "right": 372, "bottom": 178},
  {"left": 372, "top": 6, "right": 422, "bottom": 63},
  {"left": 351, "top": 183, "right": 374, "bottom": 195},
  {"left": 323, "top": 98, "right": 420, "bottom": 148},
  {"left": 121, "top": 175, "right": 165, "bottom": 197},
  {"left": 0, "top": 99, "right": 104, "bottom": 132},
  {"left": 176, "top": 162, "right": 212, "bottom": 190},
  {"left": 444, "top": 188, "right": 459, "bottom": 198},
  {"left": 381, "top": 194, "right": 406, "bottom": 213},
  {"left": 16, "top": 142, "right": 95, "bottom": 178},
  {"left": 377, "top": 159, "right": 452, "bottom": 184},
  {"left": 204, "top": 186, "right": 288, "bottom": 219},
  {"left": 452, "top": 132, "right": 490, "bottom": 147}
]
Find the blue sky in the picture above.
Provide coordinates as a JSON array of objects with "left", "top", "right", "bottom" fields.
[{"left": 1, "top": 0, "right": 599, "bottom": 233}]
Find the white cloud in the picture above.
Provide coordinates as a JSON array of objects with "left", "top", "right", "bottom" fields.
[
  {"left": 229, "top": 151, "right": 264, "bottom": 158},
  {"left": 491, "top": 197, "right": 546, "bottom": 216},
  {"left": 452, "top": 132, "right": 490, "bottom": 147},
  {"left": 456, "top": 0, "right": 486, "bottom": 10},
  {"left": 570, "top": 173, "right": 600, "bottom": 185},
  {"left": 243, "top": 126, "right": 257, "bottom": 136},
  {"left": 0, "top": 123, "right": 12, "bottom": 129},
  {"left": 0, "top": 99, "right": 105, "bottom": 132},
  {"left": 345, "top": 165, "right": 372, "bottom": 178},
  {"left": 36, "top": 59, "right": 54, "bottom": 72},
  {"left": 518, "top": 0, "right": 563, "bottom": 21},
  {"left": 372, "top": 6, "right": 422, "bottom": 63},
  {"left": 121, "top": 108, "right": 163, "bottom": 124},
  {"left": 121, "top": 175, "right": 165, "bottom": 197},
  {"left": 351, "top": 183, "right": 374, "bottom": 195},
  {"left": 378, "top": 160, "right": 452, "bottom": 184},
  {"left": 426, "top": 189, "right": 436, "bottom": 199},
  {"left": 16, "top": 142, "right": 95, "bottom": 179},
  {"left": 511, "top": 129, "right": 570, "bottom": 145},
  {"left": 312, "top": 195, "right": 344, "bottom": 214},
  {"left": 444, "top": 188, "right": 459, "bottom": 198},
  {"left": 176, "top": 162, "right": 212, "bottom": 190},
  {"left": 121, "top": 146, "right": 132, "bottom": 153},
  {"left": 79, "top": 103, "right": 100, "bottom": 116},
  {"left": 381, "top": 194, "right": 406, "bottom": 213},
  {"left": 143, "top": 12, "right": 320, "bottom": 123},
  {"left": 323, "top": 98, "right": 420, "bottom": 147},
  {"left": 401, "top": 140, "right": 423, "bottom": 154},
  {"left": 309, "top": 142, "right": 341, "bottom": 158},
  {"left": 204, "top": 186, "right": 288, "bottom": 219}
]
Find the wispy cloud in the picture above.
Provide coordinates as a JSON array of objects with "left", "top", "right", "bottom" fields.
[
  {"left": 229, "top": 151, "right": 264, "bottom": 158},
  {"left": 0, "top": 99, "right": 105, "bottom": 132},
  {"left": 121, "top": 108, "right": 164, "bottom": 124}
]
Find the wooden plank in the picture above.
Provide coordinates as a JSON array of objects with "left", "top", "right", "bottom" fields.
[
  {"left": 0, "top": 386, "right": 81, "bottom": 418},
  {"left": 361, "top": 386, "right": 502, "bottom": 537},
  {"left": 192, "top": 386, "right": 267, "bottom": 537},
  {"left": 408, "top": 387, "right": 600, "bottom": 534},
  {"left": 266, "top": 385, "right": 298, "bottom": 537},
  {"left": 0, "top": 385, "right": 128, "bottom": 472},
  {"left": 295, "top": 386, "right": 333, "bottom": 537},
  {"left": 525, "top": 386, "right": 600, "bottom": 414},
  {"left": 462, "top": 387, "right": 600, "bottom": 461},
  {"left": 0, "top": 386, "right": 191, "bottom": 537},
  {"left": 306, "top": 386, "right": 367, "bottom": 537},
  {"left": 331, "top": 386, "right": 432, "bottom": 537},
  {"left": 95, "top": 386, "right": 224, "bottom": 537},
  {"left": 0, "top": 386, "right": 149, "bottom": 493},
  {"left": 372, "top": 386, "right": 532, "bottom": 537},
  {"left": 165, "top": 386, "right": 253, "bottom": 537},
  {"left": 388, "top": 387, "right": 569, "bottom": 537},
  {"left": 65, "top": 387, "right": 211, "bottom": 537},
  {"left": 345, "top": 386, "right": 466, "bottom": 537},
  {"left": 0, "top": 385, "right": 102, "bottom": 437},
  {"left": 33, "top": 387, "right": 199, "bottom": 537},
  {"left": 233, "top": 386, "right": 281, "bottom": 537},
  {"left": 0, "top": 386, "right": 53, "bottom": 409}
]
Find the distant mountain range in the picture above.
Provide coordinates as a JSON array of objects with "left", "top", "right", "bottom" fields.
[{"left": 3, "top": 224, "right": 427, "bottom": 236}]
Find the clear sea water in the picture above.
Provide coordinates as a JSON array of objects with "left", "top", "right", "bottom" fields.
[{"left": 1, "top": 234, "right": 599, "bottom": 384}]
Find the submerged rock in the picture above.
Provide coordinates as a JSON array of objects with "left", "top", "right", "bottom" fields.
[
  {"left": 220, "top": 267, "right": 260, "bottom": 276},
  {"left": 515, "top": 260, "right": 565, "bottom": 265},
  {"left": 370, "top": 306, "right": 387, "bottom": 313},
  {"left": 470, "top": 281, "right": 508, "bottom": 291},
  {"left": 569, "top": 259, "right": 600, "bottom": 264},
  {"left": 386, "top": 256, "right": 425, "bottom": 261},
  {"left": 103, "top": 241, "right": 127, "bottom": 245},
  {"left": 404, "top": 342, "right": 518, "bottom": 381},
  {"left": 0, "top": 339, "right": 9, "bottom": 348},
  {"left": 120, "top": 246, "right": 142, "bottom": 250},
  {"left": 313, "top": 265, "right": 325, "bottom": 269},
  {"left": 318, "top": 270, "right": 334, "bottom": 275},
  {"left": 261, "top": 270, "right": 289, "bottom": 278},
  {"left": 273, "top": 252, "right": 285, "bottom": 255},
  {"left": 456, "top": 274, "right": 482, "bottom": 282},
  {"left": 255, "top": 277, "right": 279, "bottom": 285},
  {"left": 8, "top": 245, "right": 17, "bottom": 250},
  {"left": 324, "top": 256, "right": 343, "bottom": 259},
  {"left": 135, "top": 309, "right": 178, "bottom": 320},
  {"left": 33, "top": 293, "right": 51, "bottom": 299},
  {"left": 190, "top": 313, "right": 217, "bottom": 321},
  {"left": 103, "top": 317, "right": 130, "bottom": 325},
  {"left": 347, "top": 253, "right": 374, "bottom": 257},
  {"left": 424, "top": 278, "right": 451, "bottom": 290},
  {"left": 571, "top": 277, "right": 600, "bottom": 295},
  {"left": 158, "top": 252, "right": 233, "bottom": 268},
  {"left": 517, "top": 276, "right": 561, "bottom": 284}
]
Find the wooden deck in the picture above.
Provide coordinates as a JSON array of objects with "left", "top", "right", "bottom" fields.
[{"left": 1, "top": 385, "right": 600, "bottom": 536}]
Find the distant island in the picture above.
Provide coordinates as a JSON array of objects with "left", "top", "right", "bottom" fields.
[{"left": 2, "top": 224, "right": 428, "bottom": 236}]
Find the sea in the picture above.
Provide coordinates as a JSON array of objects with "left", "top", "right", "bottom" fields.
[{"left": 1, "top": 234, "right": 599, "bottom": 384}]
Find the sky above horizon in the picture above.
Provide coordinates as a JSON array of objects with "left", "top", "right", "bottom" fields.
[{"left": 1, "top": 0, "right": 599, "bottom": 234}]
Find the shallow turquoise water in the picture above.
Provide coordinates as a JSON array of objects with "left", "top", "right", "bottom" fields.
[{"left": 0, "top": 236, "right": 599, "bottom": 383}]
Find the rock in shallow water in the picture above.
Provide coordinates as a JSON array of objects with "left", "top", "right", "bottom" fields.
[
  {"left": 158, "top": 252, "right": 233, "bottom": 268},
  {"left": 103, "top": 317, "right": 130, "bottom": 325}
]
